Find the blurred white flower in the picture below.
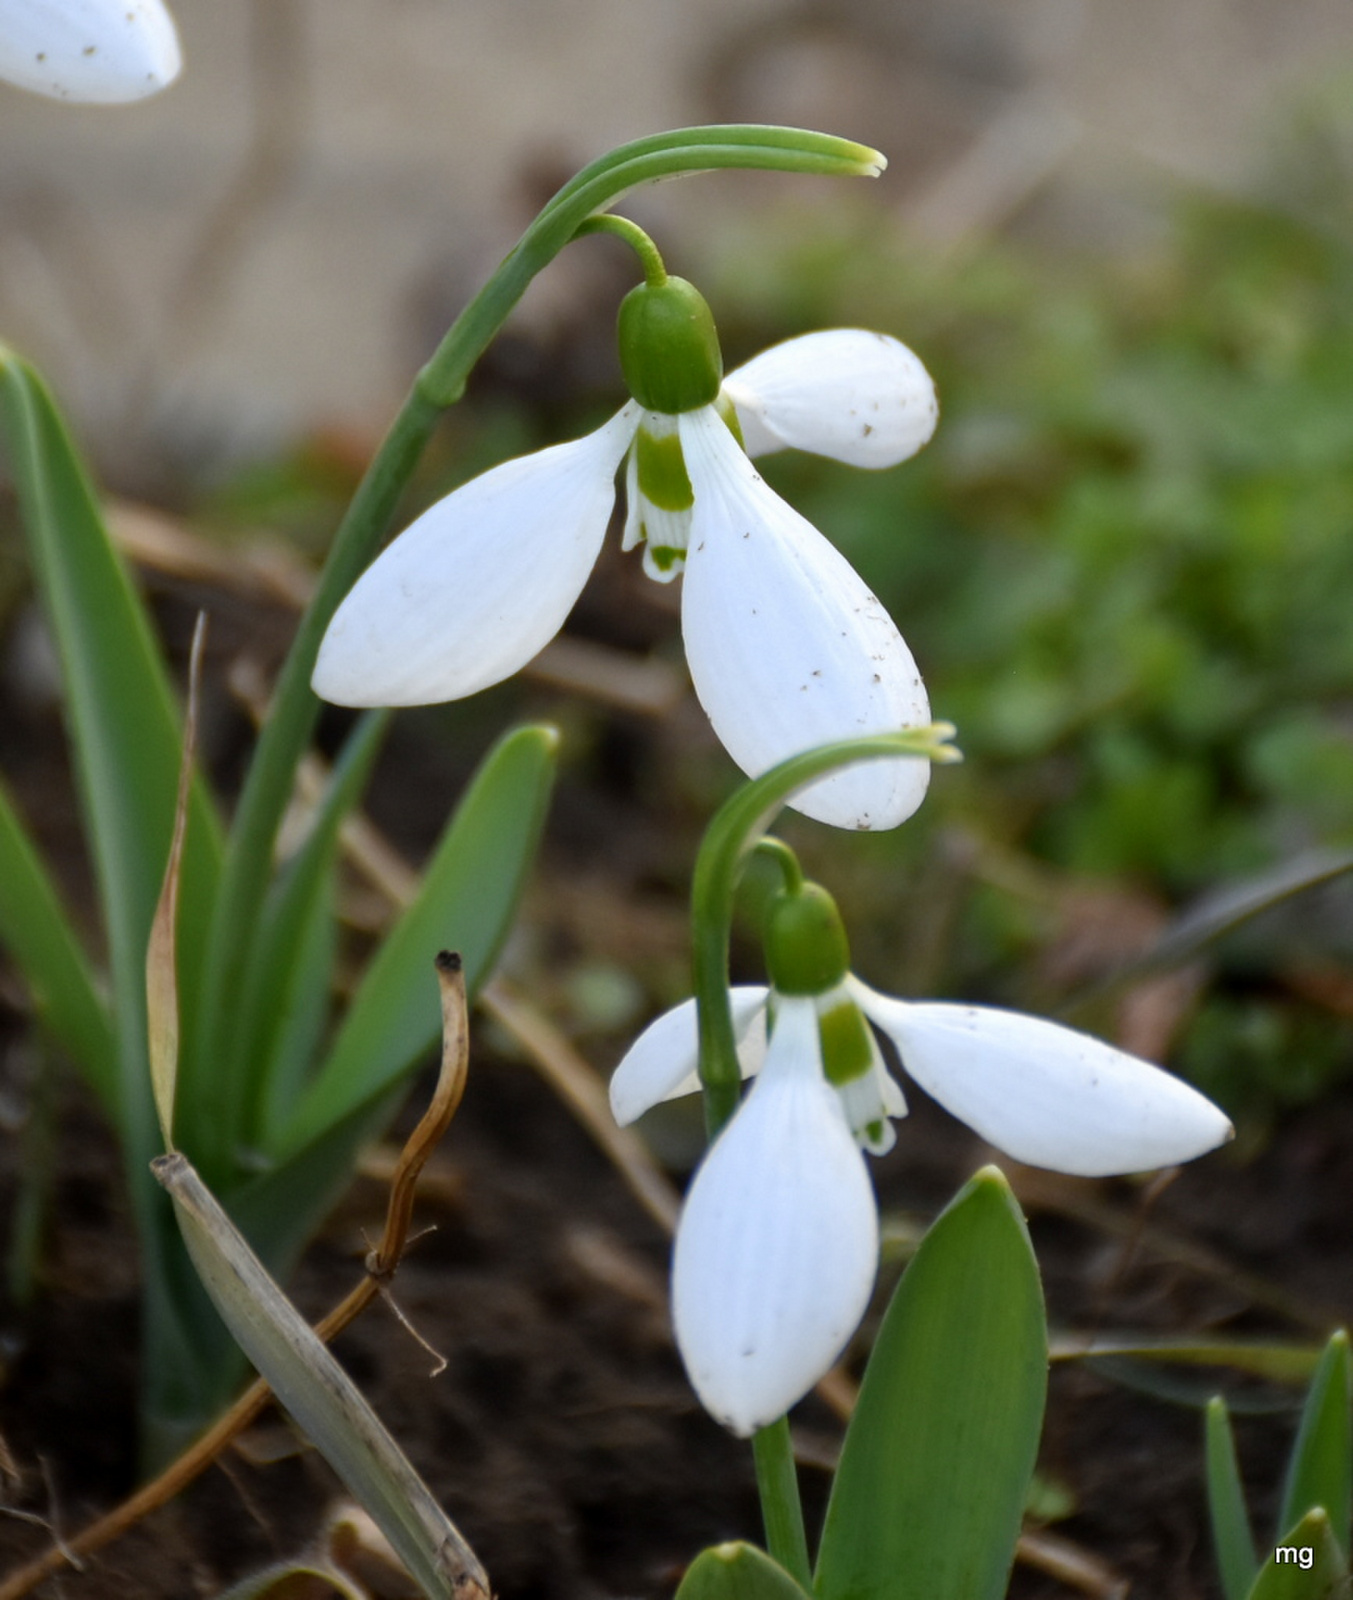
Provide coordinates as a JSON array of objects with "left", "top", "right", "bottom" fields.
[
  {"left": 314, "top": 330, "right": 939, "bottom": 831},
  {"left": 0, "top": 0, "right": 181, "bottom": 102},
  {"left": 611, "top": 977, "right": 1233, "bottom": 1434}
]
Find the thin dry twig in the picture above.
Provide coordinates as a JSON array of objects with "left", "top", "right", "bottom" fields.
[
  {"left": 0, "top": 957, "right": 472, "bottom": 1600},
  {"left": 1015, "top": 1527, "right": 1130, "bottom": 1600}
]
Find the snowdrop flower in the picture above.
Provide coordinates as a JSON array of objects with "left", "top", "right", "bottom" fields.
[
  {"left": 0, "top": 0, "right": 180, "bottom": 102},
  {"left": 611, "top": 882, "right": 1233, "bottom": 1435},
  {"left": 314, "top": 270, "right": 939, "bottom": 830}
]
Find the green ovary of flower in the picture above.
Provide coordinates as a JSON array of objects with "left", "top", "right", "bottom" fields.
[
  {"left": 763, "top": 882, "right": 852, "bottom": 996},
  {"left": 618, "top": 276, "right": 724, "bottom": 413}
]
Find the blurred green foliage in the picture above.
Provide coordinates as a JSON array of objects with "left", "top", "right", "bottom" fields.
[{"left": 714, "top": 188, "right": 1353, "bottom": 893}]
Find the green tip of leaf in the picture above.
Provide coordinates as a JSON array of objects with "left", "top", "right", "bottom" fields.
[
  {"left": 970, "top": 1164, "right": 1014, "bottom": 1193},
  {"left": 675, "top": 1542, "right": 814, "bottom": 1600},
  {"left": 851, "top": 144, "right": 887, "bottom": 176}
]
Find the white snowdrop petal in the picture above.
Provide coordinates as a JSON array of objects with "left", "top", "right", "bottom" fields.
[
  {"left": 673, "top": 999, "right": 879, "bottom": 1435},
  {"left": 723, "top": 331, "right": 938, "bottom": 469},
  {"left": 608, "top": 987, "right": 770, "bottom": 1126},
  {"left": 678, "top": 408, "right": 931, "bottom": 831},
  {"left": 314, "top": 406, "right": 638, "bottom": 706},
  {"left": 856, "top": 988, "right": 1234, "bottom": 1177},
  {"left": 621, "top": 443, "right": 643, "bottom": 552},
  {"left": 0, "top": 0, "right": 181, "bottom": 102}
]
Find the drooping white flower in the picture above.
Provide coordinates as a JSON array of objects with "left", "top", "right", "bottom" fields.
[
  {"left": 0, "top": 0, "right": 181, "bottom": 102},
  {"left": 314, "top": 316, "right": 939, "bottom": 831},
  {"left": 671, "top": 995, "right": 879, "bottom": 1435},
  {"left": 611, "top": 968, "right": 1232, "bottom": 1434}
]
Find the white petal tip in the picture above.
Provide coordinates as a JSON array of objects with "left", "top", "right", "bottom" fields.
[
  {"left": 867, "top": 999, "right": 1237, "bottom": 1179},
  {"left": 1, "top": 1, "right": 182, "bottom": 103},
  {"left": 724, "top": 330, "right": 938, "bottom": 470}
]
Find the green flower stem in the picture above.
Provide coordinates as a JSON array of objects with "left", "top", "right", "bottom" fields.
[
  {"left": 574, "top": 215, "right": 668, "bottom": 287},
  {"left": 690, "top": 725, "right": 957, "bottom": 1141},
  {"left": 752, "top": 836, "right": 804, "bottom": 895},
  {"left": 752, "top": 1418, "right": 812, "bottom": 1588},
  {"left": 189, "top": 123, "right": 888, "bottom": 1180}
]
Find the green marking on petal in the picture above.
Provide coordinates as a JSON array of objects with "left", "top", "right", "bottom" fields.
[
  {"left": 818, "top": 998, "right": 875, "bottom": 1088},
  {"left": 648, "top": 545, "right": 684, "bottom": 572},
  {"left": 636, "top": 425, "right": 695, "bottom": 511}
]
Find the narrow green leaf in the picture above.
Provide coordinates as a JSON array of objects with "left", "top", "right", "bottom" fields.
[
  {"left": 1280, "top": 1332, "right": 1352, "bottom": 1557},
  {"left": 1148, "top": 849, "right": 1353, "bottom": 973},
  {"left": 816, "top": 1166, "right": 1047, "bottom": 1600},
  {"left": 674, "top": 1543, "right": 813, "bottom": 1600},
  {"left": 1246, "top": 1509, "right": 1350, "bottom": 1600},
  {"left": 276, "top": 723, "right": 557, "bottom": 1157},
  {"left": 1208, "top": 1396, "right": 1260, "bottom": 1600},
  {"left": 0, "top": 774, "right": 115, "bottom": 1110},
  {"left": 0, "top": 350, "right": 223, "bottom": 1145},
  {"left": 232, "top": 1083, "right": 405, "bottom": 1284},
  {"left": 153, "top": 1153, "right": 487, "bottom": 1600},
  {"left": 228, "top": 710, "right": 389, "bottom": 1149},
  {"left": 1053, "top": 1337, "right": 1324, "bottom": 1386}
]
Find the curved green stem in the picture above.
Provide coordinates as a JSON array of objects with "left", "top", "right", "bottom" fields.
[
  {"left": 752, "top": 836, "right": 804, "bottom": 895},
  {"left": 187, "top": 123, "right": 888, "bottom": 1182},
  {"left": 574, "top": 215, "right": 668, "bottom": 287},
  {"left": 689, "top": 724, "right": 957, "bottom": 1141}
]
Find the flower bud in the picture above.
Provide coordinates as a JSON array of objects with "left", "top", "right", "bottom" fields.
[{"left": 617, "top": 277, "right": 723, "bottom": 414}]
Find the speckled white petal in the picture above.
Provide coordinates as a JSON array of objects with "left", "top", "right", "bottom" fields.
[
  {"left": 854, "top": 985, "right": 1235, "bottom": 1177},
  {"left": 678, "top": 407, "right": 931, "bottom": 831},
  {"left": 0, "top": 0, "right": 180, "bottom": 102},
  {"left": 314, "top": 405, "right": 639, "bottom": 706},
  {"left": 723, "top": 331, "right": 937, "bottom": 469},
  {"left": 673, "top": 997, "right": 878, "bottom": 1435},
  {"left": 608, "top": 987, "right": 770, "bottom": 1126}
]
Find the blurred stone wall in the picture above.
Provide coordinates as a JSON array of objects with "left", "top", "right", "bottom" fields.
[{"left": 0, "top": 0, "right": 1349, "bottom": 472}]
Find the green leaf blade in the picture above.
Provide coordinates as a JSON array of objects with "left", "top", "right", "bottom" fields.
[
  {"left": 1246, "top": 1509, "right": 1350, "bottom": 1600},
  {"left": 0, "top": 774, "right": 116, "bottom": 1109},
  {"left": 676, "top": 1543, "right": 814, "bottom": 1600},
  {"left": 0, "top": 350, "right": 223, "bottom": 1142},
  {"left": 815, "top": 1166, "right": 1047, "bottom": 1600},
  {"left": 276, "top": 722, "right": 557, "bottom": 1157},
  {"left": 231, "top": 710, "right": 389, "bottom": 1149},
  {"left": 1208, "top": 1396, "right": 1260, "bottom": 1600},
  {"left": 1280, "top": 1331, "right": 1352, "bottom": 1558}
]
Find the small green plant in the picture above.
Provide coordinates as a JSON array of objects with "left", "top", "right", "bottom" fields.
[{"left": 1206, "top": 1331, "right": 1352, "bottom": 1599}]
